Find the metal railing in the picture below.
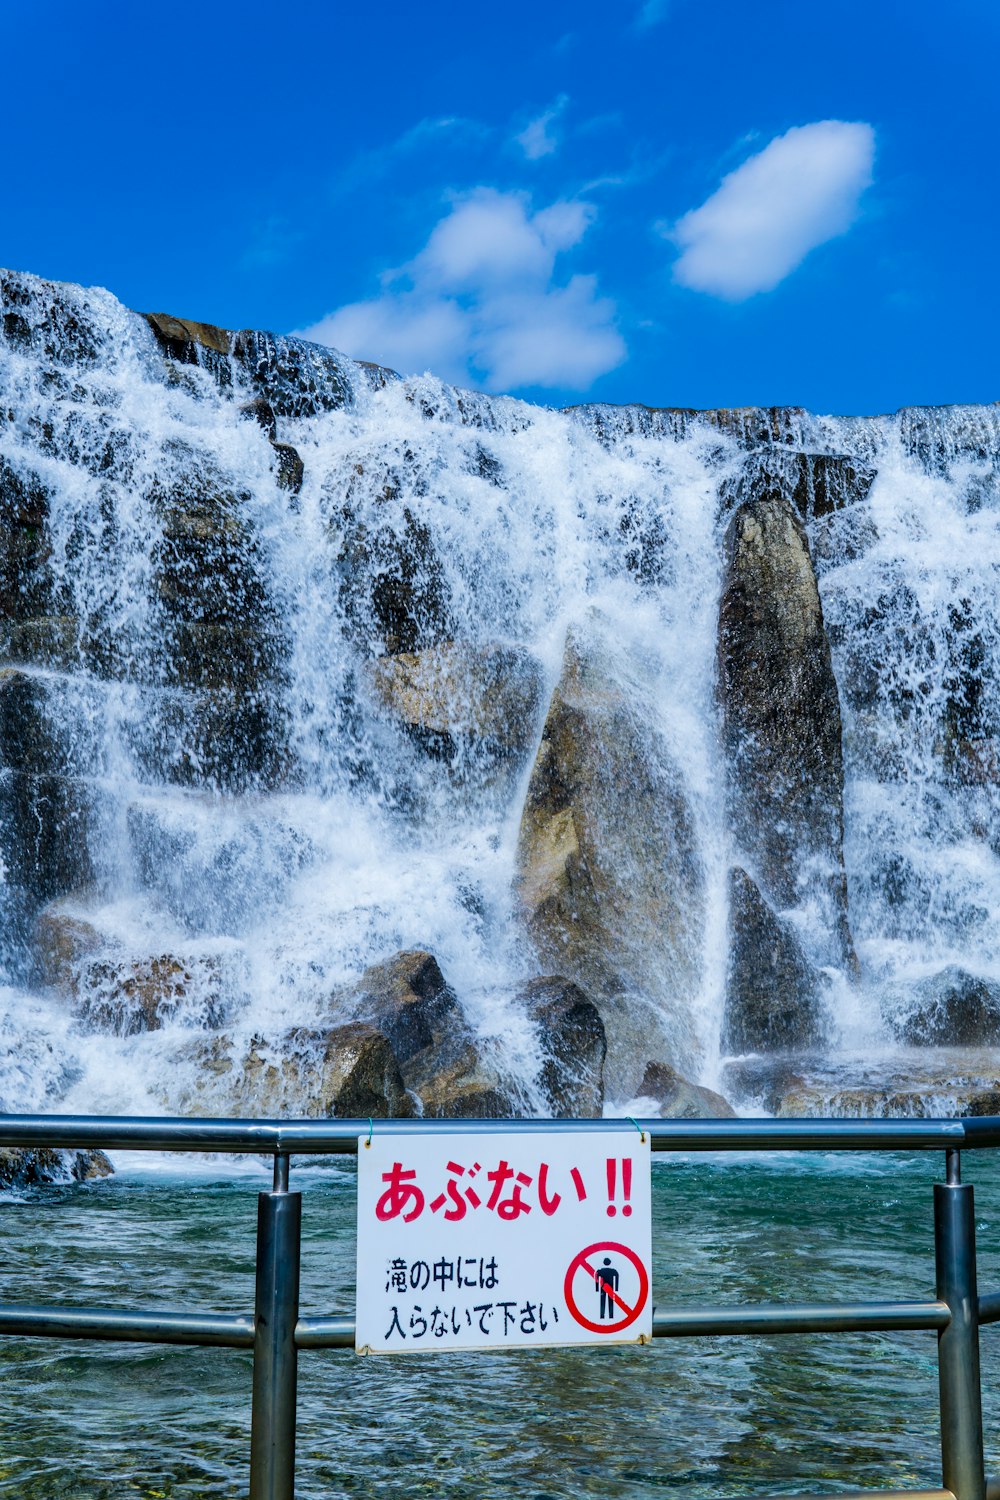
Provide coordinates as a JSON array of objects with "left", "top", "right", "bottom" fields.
[{"left": 2, "top": 1112, "right": 1000, "bottom": 1500}]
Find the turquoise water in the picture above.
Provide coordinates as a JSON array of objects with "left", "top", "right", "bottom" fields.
[{"left": 2, "top": 1151, "right": 1000, "bottom": 1498}]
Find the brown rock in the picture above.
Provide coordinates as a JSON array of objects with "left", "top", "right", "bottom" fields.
[
  {"left": 241, "top": 1022, "right": 416, "bottom": 1118},
  {"left": 514, "top": 616, "right": 705, "bottom": 1094},
  {"left": 339, "top": 949, "right": 459, "bottom": 1064},
  {"left": 637, "top": 1061, "right": 735, "bottom": 1119},
  {"left": 144, "top": 312, "right": 232, "bottom": 358},
  {"left": 238, "top": 396, "right": 277, "bottom": 439},
  {"left": 34, "top": 898, "right": 104, "bottom": 993},
  {"left": 401, "top": 1032, "right": 516, "bottom": 1118},
  {"left": 368, "top": 641, "right": 543, "bottom": 766},
  {"left": 81, "top": 952, "right": 225, "bottom": 1036},
  {"left": 272, "top": 442, "right": 304, "bottom": 495}
]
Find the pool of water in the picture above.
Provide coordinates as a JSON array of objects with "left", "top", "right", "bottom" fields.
[{"left": 2, "top": 1149, "right": 999, "bottom": 1498}]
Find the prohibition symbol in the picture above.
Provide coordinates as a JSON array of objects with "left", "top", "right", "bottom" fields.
[{"left": 564, "top": 1240, "right": 650, "bottom": 1335}]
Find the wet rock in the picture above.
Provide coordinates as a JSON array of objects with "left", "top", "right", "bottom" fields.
[
  {"left": 636, "top": 1060, "right": 735, "bottom": 1119},
  {"left": 144, "top": 311, "right": 232, "bottom": 360},
  {"left": 35, "top": 897, "right": 104, "bottom": 992},
  {"left": 231, "top": 329, "right": 354, "bottom": 419},
  {"left": 724, "top": 1051, "right": 1000, "bottom": 1119},
  {"left": 0, "top": 668, "right": 58, "bottom": 774},
  {"left": 338, "top": 507, "right": 453, "bottom": 656},
  {"left": 734, "top": 449, "right": 875, "bottom": 525},
  {"left": 401, "top": 1030, "right": 517, "bottom": 1118},
  {"left": 80, "top": 952, "right": 226, "bottom": 1036},
  {"left": 241, "top": 1022, "right": 416, "bottom": 1118},
  {"left": 0, "top": 1147, "right": 113, "bottom": 1189},
  {"left": 514, "top": 616, "right": 705, "bottom": 1095},
  {"left": 333, "top": 949, "right": 521, "bottom": 1117},
  {"left": 722, "top": 1056, "right": 811, "bottom": 1114},
  {"left": 338, "top": 949, "right": 460, "bottom": 1064},
  {"left": 134, "top": 685, "right": 288, "bottom": 794},
  {"left": 368, "top": 642, "right": 543, "bottom": 768},
  {"left": 0, "top": 771, "right": 94, "bottom": 907},
  {"left": 0, "top": 456, "right": 57, "bottom": 620},
  {"left": 272, "top": 442, "right": 304, "bottom": 495},
  {"left": 518, "top": 976, "right": 606, "bottom": 1117},
  {"left": 238, "top": 396, "right": 277, "bottom": 440},
  {"left": 892, "top": 967, "right": 1000, "bottom": 1046},
  {"left": 723, "top": 867, "right": 826, "bottom": 1054},
  {"left": 0, "top": 616, "right": 79, "bottom": 672},
  {"left": 718, "top": 474, "right": 857, "bottom": 971}
]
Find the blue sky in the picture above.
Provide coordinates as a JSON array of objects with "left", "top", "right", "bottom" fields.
[{"left": 2, "top": 0, "right": 997, "bottom": 413}]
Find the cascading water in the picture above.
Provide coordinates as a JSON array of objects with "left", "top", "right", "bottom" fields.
[{"left": 1, "top": 267, "right": 999, "bottom": 1126}]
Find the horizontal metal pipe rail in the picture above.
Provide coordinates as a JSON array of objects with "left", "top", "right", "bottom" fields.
[{"left": 1, "top": 1111, "right": 998, "bottom": 1500}]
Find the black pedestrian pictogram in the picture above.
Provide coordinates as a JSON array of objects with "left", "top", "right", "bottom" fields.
[
  {"left": 595, "top": 1256, "right": 620, "bottom": 1319},
  {"left": 564, "top": 1240, "right": 649, "bottom": 1336}
]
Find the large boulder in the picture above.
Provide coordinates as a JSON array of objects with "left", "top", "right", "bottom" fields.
[
  {"left": 517, "top": 976, "right": 606, "bottom": 1117},
  {"left": 368, "top": 641, "right": 543, "bottom": 771},
  {"left": 400, "top": 1030, "right": 517, "bottom": 1118},
  {"left": 723, "top": 867, "right": 826, "bottom": 1054},
  {"left": 718, "top": 470, "right": 857, "bottom": 972},
  {"left": 333, "top": 949, "right": 519, "bottom": 1116},
  {"left": 891, "top": 967, "right": 1000, "bottom": 1046},
  {"left": 636, "top": 1060, "right": 735, "bottom": 1119},
  {"left": 514, "top": 617, "right": 705, "bottom": 1095},
  {"left": 336, "top": 950, "right": 459, "bottom": 1063}
]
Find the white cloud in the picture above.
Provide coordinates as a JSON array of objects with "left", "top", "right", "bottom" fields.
[
  {"left": 516, "top": 95, "right": 569, "bottom": 160},
  {"left": 671, "top": 120, "right": 875, "bottom": 300},
  {"left": 299, "top": 188, "right": 625, "bottom": 393}
]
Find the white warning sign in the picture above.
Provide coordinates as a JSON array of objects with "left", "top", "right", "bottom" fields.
[{"left": 355, "top": 1130, "right": 652, "bottom": 1353}]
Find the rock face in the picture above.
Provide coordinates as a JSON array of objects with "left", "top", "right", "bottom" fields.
[
  {"left": 723, "top": 867, "right": 826, "bottom": 1054},
  {"left": 636, "top": 1060, "right": 735, "bottom": 1119},
  {"left": 718, "top": 470, "right": 857, "bottom": 972},
  {"left": 517, "top": 976, "right": 607, "bottom": 1117},
  {"left": 338, "top": 507, "right": 453, "bottom": 657},
  {"left": 892, "top": 967, "right": 1000, "bottom": 1046},
  {"left": 514, "top": 617, "right": 705, "bottom": 1095}
]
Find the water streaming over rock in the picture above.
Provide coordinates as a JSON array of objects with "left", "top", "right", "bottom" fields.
[{"left": 2, "top": 268, "right": 1000, "bottom": 1124}]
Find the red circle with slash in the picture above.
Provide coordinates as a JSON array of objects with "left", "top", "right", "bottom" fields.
[{"left": 563, "top": 1240, "right": 650, "bottom": 1335}]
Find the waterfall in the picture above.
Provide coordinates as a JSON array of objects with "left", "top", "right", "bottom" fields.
[{"left": 2, "top": 267, "right": 1000, "bottom": 1124}]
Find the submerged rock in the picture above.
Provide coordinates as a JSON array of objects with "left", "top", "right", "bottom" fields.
[
  {"left": 636, "top": 1060, "right": 735, "bottom": 1119},
  {"left": 891, "top": 967, "right": 1000, "bottom": 1046},
  {"left": 723, "top": 867, "right": 826, "bottom": 1054},
  {"left": 718, "top": 473, "right": 856, "bottom": 972},
  {"left": 34, "top": 895, "right": 234, "bottom": 1035},
  {"left": 0, "top": 1147, "right": 113, "bottom": 1189},
  {"left": 514, "top": 616, "right": 705, "bottom": 1095},
  {"left": 517, "top": 976, "right": 606, "bottom": 1117}
]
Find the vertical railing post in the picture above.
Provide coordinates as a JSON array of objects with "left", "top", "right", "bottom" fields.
[
  {"left": 935, "top": 1148, "right": 985, "bottom": 1500},
  {"left": 249, "top": 1153, "right": 300, "bottom": 1500}
]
